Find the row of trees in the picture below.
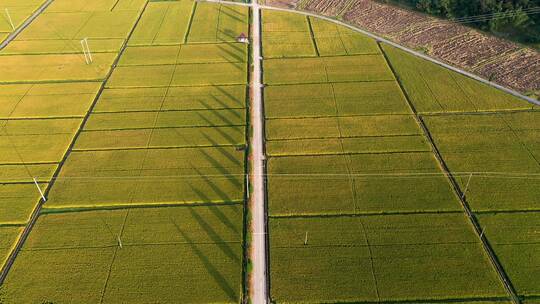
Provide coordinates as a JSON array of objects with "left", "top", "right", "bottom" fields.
[{"left": 384, "top": 0, "right": 540, "bottom": 44}]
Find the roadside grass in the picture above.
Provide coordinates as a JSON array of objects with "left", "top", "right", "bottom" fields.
[
  {"left": 270, "top": 214, "right": 507, "bottom": 302},
  {"left": 1, "top": 205, "right": 243, "bottom": 303}
]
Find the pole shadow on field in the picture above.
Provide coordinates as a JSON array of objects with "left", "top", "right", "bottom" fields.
[
  {"left": 169, "top": 217, "right": 238, "bottom": 301},
  {"left": 200, "top": 132, "right": 242, "bottom": 171},
  {"left": 216, "top": 43, "right": 244, "bottom": 63},
  {"left": 219, "top": 6, "right": 244, "bottom": 23},
  {"left": 196, "top": 100, "right": 239, "bottom": 126},
  {"left": 213, "top": 84, "right": 245, "bottom": 109},
  {"left": 209, "top": 95, "right": 243, "bottom": 119},
  {"left": 189, "top": 183, "right": 240, "bottom": 235},
  {"left": 189, "top": 204, "right": 240, "bottom": 262}
]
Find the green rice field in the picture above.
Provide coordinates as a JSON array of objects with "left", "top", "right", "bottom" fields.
[{"left": 0, "top": 1, "right": 538, "bottom": 303}]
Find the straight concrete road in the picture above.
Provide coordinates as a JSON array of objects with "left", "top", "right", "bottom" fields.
[{"left": 249, "top": 1, "right": 269, "bottom": 303}]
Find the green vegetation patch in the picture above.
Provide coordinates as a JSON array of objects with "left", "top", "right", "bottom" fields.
[
  {"left": 262, "top": 10, "right": 316, "bottom": 58},
  {"left": 265, "top": 82, "right": 410, "bottom": 118},
  {"left": 84, "top": 109, "right": 245, "bottom": 130},
  {"left": 270, "top": 214, "right": 506, "bottom": 302},
  {"left": 264, "top": 55, "right": 395, "bottom": 84},
  {"left": 0, "top": 53, "right": 116, "bottom": 83},
  {"left": 0, "top": 118, "right": 81, "bottom": 163},
  {"left": 266, "top": 135, "right": 430, "bottom": 156},
  {"left": 268, "top": 152, "right": 460, "bottom": 215},
  {"left": 0, "top": 183, "right": 45, "bottom": 224},
  {"left": 381, "top": 44, "right": 533, "bottom": 113},
  {"left": 309, "top": 17, "right": 380, "bottom": 56},
  {"left": 0, "top": 82, "right": 100, "bottom": 118},
  {"left": 129, "top": 1, "right": 194, "bottom": 45},
  {"left": 187, "top": 3, "right": 248, "bottom": 43},
  {"left": 2, "top": 205, "right": 242, "bottom": 303},
  {"left": 266, "top": 115, "right": 421, "bottom": 140},
  {"left": 423, "top": 112, "right": 540, "bottom": 211},
  {"left": 46, "top": 146, "right": 245, "bottom": 208},
  {"left": 0, "top": 227, "right": 22, "bottom": 270},
  {"left": 74, "top": 126, "right": 245, "bottom": 150},
  {"left": 477, "top": 212, "right": 540, "bottom": 297},
  {"left": 94, "top": 85, "right": 246, "bottom": 112}
]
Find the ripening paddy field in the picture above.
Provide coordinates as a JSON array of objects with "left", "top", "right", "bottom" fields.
[
  {"left": 262, "top": 8, "right": 540, "bottom": 304},
  {"left": 0, "top": 1, "right": 538, "bottom": 304}
]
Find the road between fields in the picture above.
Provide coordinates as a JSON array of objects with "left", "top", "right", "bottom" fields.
[{"left": 249, "top": 1, "right": 270, "bottom": 303}]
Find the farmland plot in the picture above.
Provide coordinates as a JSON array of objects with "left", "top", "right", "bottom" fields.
[
  {"left": 309, "top": 17, "right": 380, "bottom": 56},
  {"left": 0, "top": 183, "right": 46, "bottom": 224},
  {"left": 1, "top": 205, "right": 243, "bottom": 303},
  {"left": 264, "top": 55, "right": 395, "bottom": 84},
  {"left": 0, "top": 82, "right": 100, "bottom": 118},
  {"left": 45, "top": 147, "right": 245, "bottom": 208},
  {"left": 0, "top": 0, "right": 47, "bottom": 44},
  {"left": 268, "top": 152, "right": 460, "bottom": 215},
  {"left": 264, "top": 81, "right": 411, "bottom": 118},
  {"left": 0, "top": 227, "right": 22, "bottom": 269},
  {"left": 93, "top": 85, "right": 246, "bottom": 112},
  {"left": 270, "top": 214, "right": 506, "bottom": 302},
  {"left": 423, "top": 112, "right": 540, "bottom": 212},
  {"left": 0, "top": 53, "right": 116, "bottom": 83},
  {"left": 262, "top": 10, "right": 316, "bottom": 58},
  {"left": 477, "top": 213, "right": 540, "bottom": 298},
  {"left": 128, "top": 1, "right": 194, "bottom": 46},
  {"left": 381, "top": 44, "right": 533, "bottom": 113},
  {"left": 107, "top": 61, "right": 247, "bottom": 87},
  {"left": 0, "top": 118, "right": 81, "bottom": 163},
  {"left": 187, "top": 3, "right": 248, "bottom": 43}
]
